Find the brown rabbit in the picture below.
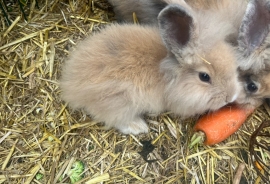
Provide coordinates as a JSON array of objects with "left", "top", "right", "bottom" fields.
[
  {"left": 60, "top": 4, "right": 241, "bottom": 135},
  {"left": 108, "top": 0, "right": 270, "bottom": 109},
  {"left": 107, "top": 0, "right": 246, "bottom": 27},
  {"left": 107, "top": 0, "right": 167, "bottom": 25},
  {"left": 234, "top": 0, "right": 270, "bottom": 108},
  {"left": 237, "top": 69, "right": 270, "bottom": 108}
]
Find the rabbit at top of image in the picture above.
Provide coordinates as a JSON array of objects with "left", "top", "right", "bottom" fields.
[
  {"left": 107, "top": 0, "right": 167, "bottom": 25},
  {"left": 108, "top": 0, "right": 270, "bottom": 109},
  {"left": 107, "top": 0, "right": 246, "bottom": 28},
  {"left": 59, "top": 3, "right": 241, "bottom": 135}
]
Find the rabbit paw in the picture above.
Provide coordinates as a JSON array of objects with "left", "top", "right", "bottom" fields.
[{"left": 118, "top": 118, "right": 149, "bottom": 135}]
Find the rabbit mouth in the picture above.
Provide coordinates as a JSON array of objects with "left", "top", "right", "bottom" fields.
[{"left": 206, "top": 96, "right": 227, "bottom": 111}]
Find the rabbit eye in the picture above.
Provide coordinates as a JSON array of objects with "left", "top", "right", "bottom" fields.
[
  {"left": 247, "top": 82, "right": 258, "bottom": 93},
  {"left": 199, "top": 72, "right": 211, "bottom": 83}
]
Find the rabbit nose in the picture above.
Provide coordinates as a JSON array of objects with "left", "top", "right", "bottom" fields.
[{"left": 226, "top": 93, "right": 238, "bottom": 103}]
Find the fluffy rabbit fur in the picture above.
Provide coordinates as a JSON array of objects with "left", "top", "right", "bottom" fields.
[
  {"left": 236, "top": 0, "right": 270, "bottom": 107},
  {"left": 108, "top": 0, "right": 245, "bottom": 28},
  {"left": 60, "top": 4, "right": 241, "bottom": 135},
  {"left": 108, "top": 0, "right": 270, "bottom": 109},
  {"left": 107, "top": 0, "right": 166, "bottom": 25}
]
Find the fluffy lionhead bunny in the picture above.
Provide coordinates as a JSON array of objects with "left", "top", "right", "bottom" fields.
[
  {"left": 60, "top": 3, "right": 241, "bottom": 135},
  {"left": 108, "top": 0, "right": 270, "bottom": 109}
]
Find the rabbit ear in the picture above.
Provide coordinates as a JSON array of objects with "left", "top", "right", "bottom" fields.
[
  {"left": 158, "top": 4, "right": 196, "bottom": 55},
  {"left": 238, "top": 0, "right": 270, "bottom": 56}
]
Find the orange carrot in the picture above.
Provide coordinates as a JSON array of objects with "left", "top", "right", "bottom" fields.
[
  {"left": 254, "top": 161, "right": 263, "bottom": 171},
  {"left": 190, "top": 104, "right": 254, "bottom": 146}
]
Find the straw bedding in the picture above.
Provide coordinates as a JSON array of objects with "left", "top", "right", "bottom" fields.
[{"left": 0, "top": 0, "right": 269, "bottom": 183}]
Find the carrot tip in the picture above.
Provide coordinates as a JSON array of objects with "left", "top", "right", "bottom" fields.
[{"left": 189, "top": 131, "right": 205, "bottom": 148}]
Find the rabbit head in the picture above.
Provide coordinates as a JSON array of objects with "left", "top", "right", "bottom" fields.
[
  {"left": 235, "top": 0, "right": 270, "bottom": 108},
  {"left": 237, "top": 69, "right": 270, "bottom": 108},
  {"left": 158, "top": 4, "right": 241, "bottom": 116}
]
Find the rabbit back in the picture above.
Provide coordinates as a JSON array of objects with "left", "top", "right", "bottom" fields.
[
  {"left": 108, "top": 0, "right": 166, "bottom": 25},
  {"left": 60, "top": 24, "right": 168, "bottom": 134}
]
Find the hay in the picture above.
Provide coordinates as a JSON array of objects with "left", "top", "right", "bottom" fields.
[{"left": 0, "top": 0, "right": 269, "bottom": 183}]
